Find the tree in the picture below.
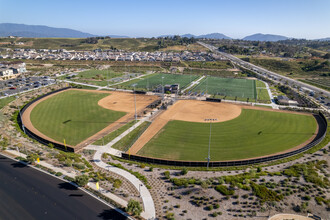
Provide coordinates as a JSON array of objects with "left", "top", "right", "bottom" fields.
[
  {"left": 126, "top": 199, "right": 142, "bottom": 216},
  {"left": 26, "top": 153, "right": 38, "bottom": 164},
  {"left": 74, "top": 175, "right": 89, "bottom": 187}
]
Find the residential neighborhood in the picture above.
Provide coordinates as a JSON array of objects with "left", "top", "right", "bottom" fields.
[{"left": 0, "top": 48, "right": 227, "bottom": 62}]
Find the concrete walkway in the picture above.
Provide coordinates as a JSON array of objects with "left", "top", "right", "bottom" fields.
[
  {"left": 181, "top": 75, "right": 205, "bottom": 93},
  {"left": 93, "top": 150, "right": 155, "bottom": 220},
  {"left": 84, "top": 117, "right": 156, "bottom": 219}
]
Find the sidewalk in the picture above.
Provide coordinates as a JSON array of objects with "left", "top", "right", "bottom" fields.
[{"left": 93, "top": 151, "right": 156, "bottom": 220}]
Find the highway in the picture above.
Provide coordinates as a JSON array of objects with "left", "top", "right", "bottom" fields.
[
  {"left": 0, "top": 155, "right": 127, "bottom": 220},
  {"left": 198, "top": 41, "right": 330, "bottom": 99}
]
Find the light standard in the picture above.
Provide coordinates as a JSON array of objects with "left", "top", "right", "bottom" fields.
[
  {"left": 161, "top": 76, "right": 165, "bottom": 100},
  {"left": 204, "top": 118, "right": 217, "bottom": 169},
  {"left": 132, "top": 83, "right": 137, "bottom": 122},
  {"left": 139, "top": 183, "right": 143, "bottom": 197}
]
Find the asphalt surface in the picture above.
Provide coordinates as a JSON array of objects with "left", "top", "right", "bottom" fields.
[{"left": 0, "top": 155, "right": 127, "bottom": 220}]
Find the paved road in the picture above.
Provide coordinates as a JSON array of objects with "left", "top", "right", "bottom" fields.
[
  {"left": 0, "top": 155, "right": 127, "bottom": 220},
  {"left": 198, "top": 41, "right": 330, "bottom": 99}
]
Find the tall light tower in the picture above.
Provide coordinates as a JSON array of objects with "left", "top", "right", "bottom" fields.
[
  {"left": 162, "top": 76, "right": 165, "bottom": 100},
  {"left": 132, "top": 83, "right": 137, "bottom": 122},
  {"left": 204, "top": 118, "right": 217, "bottom": 169}
]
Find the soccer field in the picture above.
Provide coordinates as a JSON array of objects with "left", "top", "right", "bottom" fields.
[
  {"left": 191, "top": 77, "right": 257, "bottom": 99},
  {"left": 119, "top": 73, "right": 199, "bottom": 91},
  {"left": 137, "top": 109, "right": 317, "bottom": 161},
  {"left": 30, "top": 90, "right": 126, "bottom": 146}
]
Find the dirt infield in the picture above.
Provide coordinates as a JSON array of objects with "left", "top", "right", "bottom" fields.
[
  {"left": 75, "top": 91, "right": 159, "bottom": 149},
  {"left": 128, "top": 100, "right": 316, "bottom": 155},
  {"left": 98, "top": 91, "right": 159, "bottom": 114},
  {"left": 22, "top": 89, "right": 159, "bottom": 150}
]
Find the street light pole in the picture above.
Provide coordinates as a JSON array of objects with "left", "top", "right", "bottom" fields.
[
  {"left": 139, "top": 184, "right": 143, "bottom": 197},
  {"left": 205, "top": 118, "right": 217, "bottom": 169},
  {"left": 162, "top": 76, "right": 165, "bottom": 100},
  {"left": 132, "top": 84, "right": 137, "bottom": 122}
]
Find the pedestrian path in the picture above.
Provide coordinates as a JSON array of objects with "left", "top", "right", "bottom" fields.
[{"left": 93, "top": 151, "right": 155, "bottom": 219}]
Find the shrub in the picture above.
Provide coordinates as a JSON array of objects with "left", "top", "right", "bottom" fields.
[
  {"left": 211, "top": 212, "right": 218, "bottom": 217},
  {"left": 126, "top": 199, "right": 142, "bottom": 216},
  {"left": 164, "top": 171, "right": 170, "bottom": 179},
  {"left": 165, "top": 212, "right": 174, "bottom": 220},
  {"left": 55, "top": 172, "right": 63, "bottom": 176},
  {"left": 215, "top": 185, "right": 235, "bottom": 196},
  {"left": 181, "top": 168, "right": 188, "bottom": 175},
  {"left": 113, "top": 179, "right": 122, "bottom": 188},
  {"left": 73, "top": 163, "right": 85, "bottom": 170},
  {"left": 74, "top": 175, "right": 89, "bottom": 187}
]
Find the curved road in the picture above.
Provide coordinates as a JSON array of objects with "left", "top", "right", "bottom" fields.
[{"left": 0, "top": 155, "right": 127, "bottom": 220}]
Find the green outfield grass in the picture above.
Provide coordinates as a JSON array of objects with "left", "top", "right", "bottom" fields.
[
  {"left": 117, "top": 73, "right": 198, "bottom": 91},
  {"left": 256, "top": 88, "right": 271, "bottom": 103},
  {"left": 137, "top": 109, "right": 317, "bottom": 161},
  {"left": 256, "top": 80, "right": 267, "bottom": 88},
  {"left": 30, "top": 90, "right": 126, "bottom": 146},
  {"left": 191, "top": 77, "right": 257, "bottom": 99}
]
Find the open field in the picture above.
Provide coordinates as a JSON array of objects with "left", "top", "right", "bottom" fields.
[
  {"left": 245, "top": 57, "right": 330, "bottom": 78},
  {"left": 117, "top": 73, "right": 199, "bottom": 91},
  {"left": 137, "top": 107, "right": 317, "bottom": 161},
  {"left": 30, "top": 90, "right": 126, "bottom": 146},
  {"left": 256, "top": 88, "right": 271, "bottom": 103},
  {"left": 1, "top": 37, "right": 208, "bottom": 52},
  {"left": 190, "top": 76, "right": 256, "bottom": 99},
  {"left": 299, "top": 78, "right": 330, "bottom": 91}
]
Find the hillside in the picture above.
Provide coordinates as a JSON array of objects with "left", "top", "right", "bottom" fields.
[
  {"left": 243, "top": 33, "right": 288, "bottom": 41},
  {"left": 0, "top": 23, "right": 97, "bottom": 38}
]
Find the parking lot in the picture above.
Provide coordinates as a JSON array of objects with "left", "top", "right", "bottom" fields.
[{"left": 0, "top": 76, "right": 55, "bottom": 97}]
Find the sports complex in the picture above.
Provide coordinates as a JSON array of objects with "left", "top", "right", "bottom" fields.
[{"left": 19, "top": 75, "right": 327, "bottom": 167}]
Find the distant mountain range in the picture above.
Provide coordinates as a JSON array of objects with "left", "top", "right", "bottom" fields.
[
  {"left": 242, "top": 33, "right": 288, "bottom": 41},
  {"left": 0, "top": 23, "right": 129, "bottom": 38},
  {"left": 159, "top": 33, "right": 231, "bottom": 39},
  {"left": 0, "top": 23, "right": 329, "bottom": 41}
]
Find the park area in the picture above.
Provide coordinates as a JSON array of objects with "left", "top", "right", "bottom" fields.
[
  {"left": 25, "top": 89, "right": 159, "bottom": 147},
  {"left": 117, "top": 73, "right": 199, "bottom": 91},
  {"left": 133, "top": 102, "right": 317, "bottom": 161},
  {"left": 190, "top": 76, "right": 257, "bottom": 100}
]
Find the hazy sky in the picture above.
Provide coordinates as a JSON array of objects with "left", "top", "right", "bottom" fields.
[{"left": 0, "top": 0, "right": 329, "bottom": 39}]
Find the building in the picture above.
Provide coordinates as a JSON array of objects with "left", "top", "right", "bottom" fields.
[
  {"left": 277, "top": 95, "right": 298, "bottom": 106},
  {"left": 0, "top": 62, "right": 26, "bottom": 80}
]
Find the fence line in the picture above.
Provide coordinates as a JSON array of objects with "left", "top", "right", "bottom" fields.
[{"left": 18, "top": 87, "right": 75, "bottom": 152}]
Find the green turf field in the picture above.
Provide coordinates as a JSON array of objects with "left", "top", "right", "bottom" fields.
[
  {"left": 118, "top": 73, "right": 199, "bottom": 91},
  {"left": 137, "top": 109, "right": 317, "bottom": 161},
  {"left": 191, "top": 77, "right": 257, "bottom": 99},
  {"left": 30, "top": 90, "right": 126, "bottom": 146}
]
